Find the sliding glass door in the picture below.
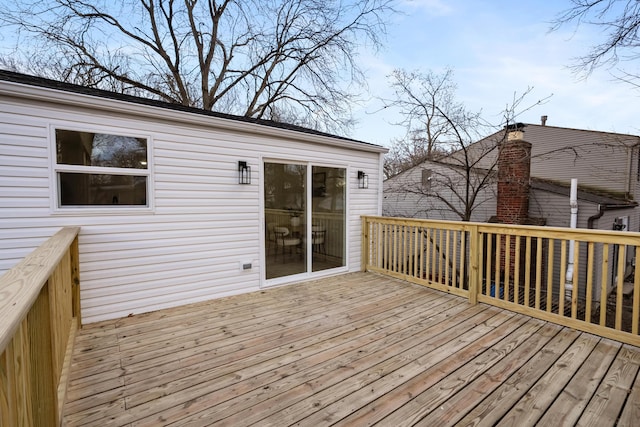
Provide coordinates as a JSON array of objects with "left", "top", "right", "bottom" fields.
[{"left": 264, "top": 162, "right": 345, "bottom": 281}]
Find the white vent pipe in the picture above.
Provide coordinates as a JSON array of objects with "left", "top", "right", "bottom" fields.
[{"left": 566, "top": 178, "right": 578, "bottom": 300}]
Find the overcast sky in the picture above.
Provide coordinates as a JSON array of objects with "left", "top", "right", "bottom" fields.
[{"left": 351, "top": 0, "right": 640, "bottom": 146}]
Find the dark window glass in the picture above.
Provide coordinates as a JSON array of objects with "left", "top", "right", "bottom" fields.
[
  {"left": 59, "top": 173, "right": 147, "bottom": 206},
  {"left": 56, "top": 129, "right": 147, "bottom": 169}
]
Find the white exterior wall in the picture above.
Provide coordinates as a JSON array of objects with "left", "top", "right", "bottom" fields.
[{"left": 0, "top": 81, "right": 384, "bottom": 323}]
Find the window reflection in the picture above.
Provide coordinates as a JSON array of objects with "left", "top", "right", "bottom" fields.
[
  {"left": 56, "top": 130, "right": 147, "bottom": 169},
  {"left": 59, "top": 173, "right": 147, "bottom": 206},
  {"left": 312, "top": 167, "right": 345, "bottom": 272},
  {"left": 54, "top": 129, "right": 149, "bottom": 207}
]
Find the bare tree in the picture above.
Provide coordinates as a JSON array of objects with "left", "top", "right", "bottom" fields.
[
  {"left": 384, "top": 127, "right": 502, "bottom": 222},
  {"left": 552, "top": 0, "right": 640, "bottom": 84},
  {"left": 383, "top": 69, "right": 547, "bottom": 221},
  {"left": 0, "top": 0, "right": 394, "bottom": 133},
  {"left": 382, "top": 68, "right": 468, "bottom": 177}
]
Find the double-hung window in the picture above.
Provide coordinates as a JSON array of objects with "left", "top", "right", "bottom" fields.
[{"left": 53, "top": 128, "right": 150, "bottom": 209}]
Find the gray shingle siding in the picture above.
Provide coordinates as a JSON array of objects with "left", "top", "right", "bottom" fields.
[{"left": 383, "top": 161, "right": 496, "bottom": 222}]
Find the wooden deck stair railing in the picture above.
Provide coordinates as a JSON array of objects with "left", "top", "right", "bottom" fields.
[
  {"left": 362, "top": 216, "right": 640, "bottom": 347},
  {"left": 0, "top": 227, "right": 81, "bottom": 427}
]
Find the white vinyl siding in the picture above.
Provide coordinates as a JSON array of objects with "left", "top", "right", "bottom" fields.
[{"left": 0, "top": 85, "right": 384, "bottom": 323}]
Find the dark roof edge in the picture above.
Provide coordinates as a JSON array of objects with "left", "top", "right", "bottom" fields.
[
  {"left": 489, "top": 122, "right": 639, "bottom": 141},
  {"left": 0, "top": 69, "right": 386, "bottom": 152},
  {"left": 522, "top": 122, "right": 640, "bottom": 140}
]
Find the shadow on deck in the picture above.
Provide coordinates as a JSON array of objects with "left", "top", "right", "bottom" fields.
[{"left": 63, "top": 272, "right": 640, "bottom": 426}]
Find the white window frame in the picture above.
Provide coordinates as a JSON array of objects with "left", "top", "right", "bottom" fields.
[{"left": 49, "top": 123, "right": 154, "bottom": 214}]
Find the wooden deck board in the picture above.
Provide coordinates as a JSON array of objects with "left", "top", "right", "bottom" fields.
[
  {"left": 537, "top": 338, "right": 622, "bottom": 426},
  {"left": 62, "top": 272, "right": 640, "bottom": 426},
  {"left": 495, "top": 332, "right": 602, "bottom": 426},
  {"left": 123, "top": 291, "right": 456, "bottom": 411},
  {"left": 411, "top": 321, "right": 559, "bottom": 426},
  {"left": 166, "top": 306, "right": 500, "bottom": 426},
  {"left": 576, "top": 345, "right": 640, "bottom": 427}
]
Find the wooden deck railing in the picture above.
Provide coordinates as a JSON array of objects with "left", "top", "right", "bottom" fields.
[
  {"left": 0, "top": 227, "right": 81, "bottom": 427},
  {"left": 362, "top": 216, "right": 640, "bottom": 347}
]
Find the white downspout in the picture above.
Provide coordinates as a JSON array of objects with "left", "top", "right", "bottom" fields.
[{"left": 566, "top": 178, "right": 578, "bottom": 300}]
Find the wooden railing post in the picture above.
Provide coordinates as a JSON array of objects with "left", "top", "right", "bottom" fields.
[
  {"left": 361, "top": 217, "right": 369, "bottom": 272},
  {"left": 468, "top": 225, "right": 479, "bottom": 305},
  {"left": 70, "top": 236, "right": 81, "bottom": 327},
  {"left": 27, "top": 283, "right": 58, "bottom": 427},
  {"left": 0, "top": 227, "right": 80, "bottom": 427}
]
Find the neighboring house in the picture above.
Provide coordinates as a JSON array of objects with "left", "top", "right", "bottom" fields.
[
  {"left": 383, "top": 158, "right": 497, "bottom": 222},
  {"left": 384, "top": 121, "right": 640, "bottom": 232},
  {"left": 384, "top": 123, "right": 640, "bottom": 303},
  {"left": 0, "top": 70, "right": 387, "bottom": 323}
]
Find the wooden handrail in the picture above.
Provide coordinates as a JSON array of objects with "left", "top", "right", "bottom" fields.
[
  {"left": 362, "top": 216, "right": 640, "bottom": 347},
  {"left": 0, "top": 227, "right": 80, "bottom": 427}
]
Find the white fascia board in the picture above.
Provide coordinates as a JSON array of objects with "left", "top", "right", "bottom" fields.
[{"left": 0, "top": 80, "right": 388, "bottom": 154}]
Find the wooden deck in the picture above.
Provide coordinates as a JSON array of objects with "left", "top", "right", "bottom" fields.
[{"left": 63, "top": 272, "right": 640, "bottom": 426}]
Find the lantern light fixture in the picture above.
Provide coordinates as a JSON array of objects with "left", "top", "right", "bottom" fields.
[
  {"left": 238, "top": 161, "right": 251, "bottom": 184},
  {"left": 357, "top": 170, "right": 368, "bottom": 189}
]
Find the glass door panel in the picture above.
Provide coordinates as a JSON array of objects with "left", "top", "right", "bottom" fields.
[
  {"left": 311, "top": 166, "right": 345, "bottom": 272},
  {"left": 264, "top": 162, "right": 307, "bottom": 279}
]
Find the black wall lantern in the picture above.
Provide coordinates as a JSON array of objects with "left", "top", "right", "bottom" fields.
[
  {"left": 357, "top": 170, "right": 368, "bottom": 189},
  {"left": 238, "top": 161, "right": 251, "bottom": 184}
]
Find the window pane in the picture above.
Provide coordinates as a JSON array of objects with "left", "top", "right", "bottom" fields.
[
  {"left": 264, "top": 162, "right": 307, "bottom": 279},
  {"left": 312, "top": 166, "right": 345, "bottom": 272},
  {"left": 56, "top": 129, "right": 147, "bottom": 169},
  {"left": 59, "top": 173, "right": 147, "bottom": 206}
]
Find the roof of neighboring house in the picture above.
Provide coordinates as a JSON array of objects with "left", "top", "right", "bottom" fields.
[
  {"left": 443, "top": 123, "right": 640, "bottom": 167},
  {"left": 386, "top": 122, "right": 640, "bottom": 198},
  {"left": 0, "top": 69, "right": 387, "bottom": 153},
  {"left": 481, "top": 123, "right": 640, "bottom": 143}
]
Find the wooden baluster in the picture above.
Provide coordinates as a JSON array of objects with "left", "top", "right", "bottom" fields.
[
  {"left": 546, "top": 239, "right": 555, "bottom": 312},
  {"left": 535, "top": 237, "right": 542, "bottom": 310},
  {"left": 600, "top": 244, "right": 609, "bottom": 326},
  {"left": 633, "top": 246, "right": 640, "bottom": 335},
  {"left": 559, "top": 240, "right": 567, "bottom": 316},
  {"left": 494, "top": 234, "right": 501, "bottom": 298},
  {"left": 585, "top": 242, "right": 595, "bottom": 323},
  {"left": 514, "top": 236, "right": 521, "bottom": 305},
  {"left": 615, "top": 245, "right": 626, "bottom": 331},
  {"left": 452, "top": 230, "right": 458, "bottom": 288},
  {"left": 461, "top": 231, "right": 467, "bottom": 290},
  {"left": 571, "top": 241, "right": 580, "bottom": 320},
  {"left": 524, "top": 236, "right": 531, "bottom": 308},
  {"left": 504, "top": 234, "right": 511, "bottom": 302}
]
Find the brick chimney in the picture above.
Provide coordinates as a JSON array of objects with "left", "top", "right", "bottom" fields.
[{"left": 496, "top": 125, "right": 531, "bottom": 225}]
